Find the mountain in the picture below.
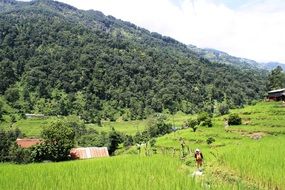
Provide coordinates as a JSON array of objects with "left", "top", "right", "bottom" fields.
[
  {"left": 188, "top": 45, "right": 285, "bottom": 71},
  {"left": 0, "top": 0, "right": 266, "bottom": 122},
  {"left": 259, "top": 62, "right": 285, "bottom": 71}
]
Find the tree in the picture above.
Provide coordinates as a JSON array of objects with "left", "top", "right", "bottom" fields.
[
  {"left": 4, "top": 87, "right": 20, "bottom": 104},
  {"left": 267, "top": 66, "right": 285, "bottom": 90},
  {"left": 108, "top": 128, "right": 123, "bottom": 156},
  {"left": 31, "top": 120, "right": 75, "bottom": 162},
  {"left": 0, "top": 129, "right": 22, "bottom": 162},
  {"left": 146, "top": 115, "right": 172, "bottom": 138},
  {"left": 217, "top": 103, "right": 230, "bottom": 115},
  {"left": 0, "top": 60, "right": 16, "bottom": 94},
  {"left": 184, "top": 119, "right": 198, "bottom": 132},
  {"left": 123, "top": 135, "right": 133, "bottom": 148},
  {"left": 63, "top": 115, "right": 86, "bottom": 141},
  {"left": 78, "top": 131, "right": 109, "bottom": 147},
  {"left": 228, "top": 113, "right": 242, "bottom": 125},
  {"left": 197, "top": 112, "right": 212, "bottom": 127}
]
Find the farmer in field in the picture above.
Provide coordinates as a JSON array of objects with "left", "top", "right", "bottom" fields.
[{"left": 194, "top": 148, "right": 203, "bottom": 170}]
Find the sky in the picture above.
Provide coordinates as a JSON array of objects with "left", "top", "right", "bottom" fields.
[{"left": 33, "top": 0, "right": 285, "bottom": 63}]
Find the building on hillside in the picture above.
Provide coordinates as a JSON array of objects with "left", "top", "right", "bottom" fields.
[
  {"left": 16, "top": 138, "right": 41, "bottom": 148},
  {"left": 25, "top": 114, "right": 45, "bottom": 119},
  {"left": 70, "top": 147, "right": 109, "bottom": 159},
  {"left": 267, "top": 88, "right": 285, "bottom": 101}
]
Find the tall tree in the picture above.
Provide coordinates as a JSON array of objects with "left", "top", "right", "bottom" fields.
[{"left": 267, "top": 66, "right": 285, "bottom": 90}]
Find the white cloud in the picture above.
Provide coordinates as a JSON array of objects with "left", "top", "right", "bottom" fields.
[{"left": 58, "top": 0, "right": 285, "bottom": 63}]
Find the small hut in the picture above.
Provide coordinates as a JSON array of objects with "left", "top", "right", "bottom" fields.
[
  {"left": 267, "top": 88, "right": 285, "bottom": 101},
  {"left": 70, "top": 147, "right": 109, "bottom": 159}
]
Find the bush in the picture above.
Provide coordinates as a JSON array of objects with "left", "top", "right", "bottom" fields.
[
  {"left": 108, "top": 128, "right": 123, "bottom": 155},
  {"left": 78, "top": 132, "right": 109, "bottom": 147},
  {"left": 228, "top": 113, "right": 242, "bottom": 125},
  {"left": 197, "top": 112, "right": 212, "bottom": 128},
  {"left": 146, "top": 115, "right": 172, "bottom": 138},
  {"left": 184, "top": 119, "right": 198, "bottom": 132},
  {"left": 123, "top": 135, "right": 133, "bottom": 147},
  {"left": 0, "top": 129, "right": 22, "bottom": 162},
  {"left": 9, "top": 144, "right": 32, "bottom": 164},
  {"left": 217, "top": 103, "right": 230, "bottom": 115},
  {"left": 133, "top": 131, "right": 149, "bottom": 144},
  {"left": 206, "top": 137, "right": 215, "bottom": 145},
  {"left": 202, "top": 117, "right": 213, "bottom": 128},
  {"left": 197, "top": 112, "right": 209, "bottom": 124}
]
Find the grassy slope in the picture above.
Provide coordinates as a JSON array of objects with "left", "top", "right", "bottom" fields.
[{"left": 0, "top": 117, "right": 57, "bottom": 137}]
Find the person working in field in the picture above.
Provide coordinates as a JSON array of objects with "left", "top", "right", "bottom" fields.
[{"left": 194, "top": 148, "right": 203, "bottom": 170}]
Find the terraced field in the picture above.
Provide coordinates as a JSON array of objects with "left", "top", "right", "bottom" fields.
[
  {"left": 1, "top": 101, "right": 284, "bottom": 189},
  {"left": 154, "top": 101, "right": 285, "bottom": 189}
]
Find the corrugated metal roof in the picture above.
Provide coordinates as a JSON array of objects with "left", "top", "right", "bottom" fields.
[
  {"left": 268, "top": 88, "right": 285, "bottom": 93},
  {"left": 70, "top": 147, "right": 109, "bottom": 159}
]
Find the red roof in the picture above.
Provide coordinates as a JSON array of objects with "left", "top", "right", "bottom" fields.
[
  {"left": 16, "top": 138, "right": 41, "bottom": 148},
  {"left": 70, "top": 147, "right": 109, "bottom": 159}
]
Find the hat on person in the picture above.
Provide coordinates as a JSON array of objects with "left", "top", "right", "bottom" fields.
[{"left": 195, "top": 148, "right": 200, "bottom": 152}]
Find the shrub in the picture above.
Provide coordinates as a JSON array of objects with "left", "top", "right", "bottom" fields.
[
  {"left": 108, "top": 128, "right": 123, "bottom": 155},
  {"left": 9, "top": 144, "right": 32, "bottom": 164},
  {"left": 228, "top": 113, "right": 242, "bottom": 125},
  {"left": 206, "top": 137, "right": 215, "bottom": 144},
  {"left": 217, "top": 103, "right": 230, "bottom": 115},
  {"left": 123, "top": 135, "right": 134, "bottom": 148},
  {"left": 184, "top": 119, "right": 198, "bottom": 132},
  {"left": 0, "top": 129, "right": 22, "bottom": 162},
  {"left": 78, "top": 132, "right": 109, "bottom": 147},
  {"left": 197, "top": 112, "right": 213, "bottom": 128},
  {"left": 197, "top": 112, "right": 209, "bottom": 124},
  {"left": 146, "top": 116, "right": 172, "bottom": 138},
  {"left": 202, "top": 117, "right": 213, "bottom": 128}
]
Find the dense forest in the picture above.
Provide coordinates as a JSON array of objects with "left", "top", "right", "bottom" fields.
[{"left": 0, "top": 0, "right": 267, "bottom": 123}]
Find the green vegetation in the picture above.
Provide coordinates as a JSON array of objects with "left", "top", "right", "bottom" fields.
[
  {"left": 32, "top": 119, "right": 76, "bottom": 162},
  {"left": 0, "top": 0, "right": 266, "bottom": 124},
  {"left": 0, "top": 128, "right": 22, "bottom": 162},
  {"left": 0, "top": 156, "right": 200, "bottom": 190},
  {"left": 152, "top": 101, "right": 285, "bottom": 189},
  {"left": 0, "top": 0, "right": 285, "bottom": 189},
  {"left": 1, "top": 100, "right": 285, "bottom": 189},
  {"left": 266, "top": 66, "right": 285, "bottom": 90},
  {"left": 227, "top": 113, "right": 242, "bottom": 125},
  {"left": 221, "top": 137, "right": 285, "bottom": 189}
]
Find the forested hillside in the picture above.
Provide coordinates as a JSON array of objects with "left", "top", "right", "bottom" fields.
[{"left": 0, "top": 0, "right": 266, "bottom": 122}]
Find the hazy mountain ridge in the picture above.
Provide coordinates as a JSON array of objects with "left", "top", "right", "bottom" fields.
[{"left": 188, "top": 45, "right": 285, "bottom": 71}]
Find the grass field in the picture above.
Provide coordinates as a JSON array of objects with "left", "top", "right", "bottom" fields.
[
  {"left": 0, "top": 155, "right": 201, "bottom": 190},
  {"left": 0, "top": 117, "right": 55, "bottom": 137},
  {"left": 0, "top": 111, "right": 192, "bottom": 136},
  {"left": 221, "top": 136, "right": 285, "bottom": 189}
]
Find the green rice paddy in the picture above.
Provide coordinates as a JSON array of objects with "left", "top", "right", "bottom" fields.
[
  {"left": 1, "top": 101, "right": 285, "bottom": 189},
  {"left": 0, "top": 156, "right": 200, "bottom": 190}
]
